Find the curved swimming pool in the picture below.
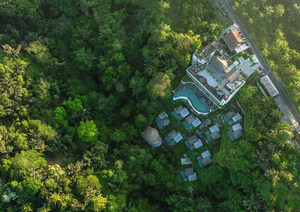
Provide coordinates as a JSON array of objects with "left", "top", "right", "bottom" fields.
[{"left": 173, "top": 89, "right": 210, "bottom": 114}]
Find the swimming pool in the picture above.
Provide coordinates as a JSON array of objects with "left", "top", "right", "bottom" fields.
[{"left": 173, "top": 89, "right": 210, "bottom": 114}]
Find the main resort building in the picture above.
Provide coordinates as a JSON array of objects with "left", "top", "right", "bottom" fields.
[{"left": 174, "top": 25, "right": 248, "bottom": 112}]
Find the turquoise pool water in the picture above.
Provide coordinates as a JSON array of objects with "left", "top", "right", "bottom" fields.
[{"left": 173, "top": 89, "right": 210, "bottom": 113}]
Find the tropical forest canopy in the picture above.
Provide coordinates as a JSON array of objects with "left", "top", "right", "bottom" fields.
[{"left": 0, "top": 0, "right": 300, "bottom": 211}]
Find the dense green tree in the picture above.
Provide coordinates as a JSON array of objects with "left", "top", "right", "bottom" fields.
[
  {"left": 77, "top": 120, "right": 99, "bottom": 143},
  {"left": 76, "top": 174, "right": 101, "bottom": 195},
  {"left": 21, "top": 177, "right": 42, "bottom": 196},
  {"left": 2, "top": 150, "right": 47, "bottom": 180}
]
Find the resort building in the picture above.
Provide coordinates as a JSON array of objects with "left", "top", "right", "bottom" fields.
[
  {"left": 165, "top": 129, "right": 183, "bottom": 146},
  {"left": 196, "top": 150, "right": 212, "bottom": 168},
  {"left": 156, "top": 111, "right": 171, "bottom": 129},
  {"left": 142, "top": 127, "right": 162, "bottom": 147},
  {"left": 197, "top": 155, "right": 212, "bottom": 168},
  {"left": 181, "top": 168, "right": 197, "bottom": 182},
  {"left": 173, "top": 25, "right": 250, "bottom": 115},
  {"left": 187, "top": 52, "right": 245, "bottom": 107},
  {"left": 227, "top": 123, "right": 244, "bottom": 141},
  {"left": 205, "top": 125, "right": 221, "bottom": 142},
  {"left": 184, "top": 135, "right": 203, "bottom": 150},
  {"left": 223, "top": 110, "right": 242, "bottom": 125},
  {"left": 183, "top": 113, "right": 202, "bottom": 130},
  {"left": 172, "top": 105, "right": 190, "bottom": 119}
]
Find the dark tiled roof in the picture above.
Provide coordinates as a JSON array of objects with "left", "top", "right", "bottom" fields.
[
  {"left": 209, "top": 56, "right": 228, "bottom": 74},
  {"left": 233, "top": 130, "right": 243, "bottom": 140},
  {"left": 226, "top": 67, "right": 240, "bottom": 83},
  {"left": 185, "top": 114, "right": 196, "bottom": 125},
  {"left": 223, "top": 29, "right": 243, "bottom": 51}
]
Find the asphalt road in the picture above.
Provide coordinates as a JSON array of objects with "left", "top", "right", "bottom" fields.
[{"left": 220, "top": 0, "right": 300, "bottom": 128}]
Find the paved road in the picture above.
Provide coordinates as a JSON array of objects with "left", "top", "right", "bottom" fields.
[{"left": 220, "top": 0, "right": 300, "bottom": 132}]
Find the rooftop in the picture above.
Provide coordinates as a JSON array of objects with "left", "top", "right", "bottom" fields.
[
  {"left": 209, "top": 56, "right": 228, "bottom": 77},
  {"left": 201, "top": 150, "right": 211, "bottom": 159},
  {"left": 200, "top": 41, "right": 218, "bottom": 59},
  {"left": 232, "top": 123, "right": 242, "bottom": 131},
  {"left": 211, "top": 131, "right": 221, "bottom": 140},
  {"left": 223, "top": 29, "right": 243, "bottom": 51},
  {"left": 260, "top": 75, "right": 279, "bottom": 97},
  {"left": 233, "top": 130, "right": 243, "bottom": 140},
  {"left": 225, "top": 67, "right": 241, "bottom": 83},
  {"left": 185, "top": 114, "right": 196, "bottom": 125},
  {"left": 181, "top": 158, "right": 193, "bottom": 165},
  {"left": 201, "top": 157, "right": 212, "bottom": 167},
  {"left": 232, "top": 113, "right": 242, "bottom": 122},
  {"left": 210, "top": 125, "right": 220, "bottom": 133},
  {"left": 158, "top": 111, "right": 168, "bottom": 120},
  {"left": 143, "top": 127, "right": 159, "bottom": 142}
]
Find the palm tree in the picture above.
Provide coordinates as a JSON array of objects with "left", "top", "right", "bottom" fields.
[
  {"left": 264, "top": 6, "right": 274, "bottom": 16},
  {"left": 210, "top": 23, "right": 218, "bottom": 34}
]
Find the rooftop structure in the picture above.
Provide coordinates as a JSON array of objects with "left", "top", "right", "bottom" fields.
[
  {"left": 209, "top": 56, "right": 229, "bottom": 74},
  {"left": 159, "top": 111, "right": 168, "bottom": 119},
  {"left": 226, "top": 67, "right": 241, "bottom": 83},
  {"left": 142, "top": 127, "right": 162, "bottom": 147},
  {"left": 201, "top": 150, "right": 211, "bottom": 159},
  {"left": 203, "top": 118, "right": 212, "bottom": 126},
  {"left": 211, "top": 131, "right": 221, "bottom": 140},
  {"left": 196, "top": 41, "right": 218, "bottom": 60},
  {"left": 260, "top": 75, "right": 279, "bottom": 97},
  {"left": 223, "top": 29, "right": 243, "bottom": 52},
  {"left": 235, "top": 43, "right": 248, "bottom": 54}
]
